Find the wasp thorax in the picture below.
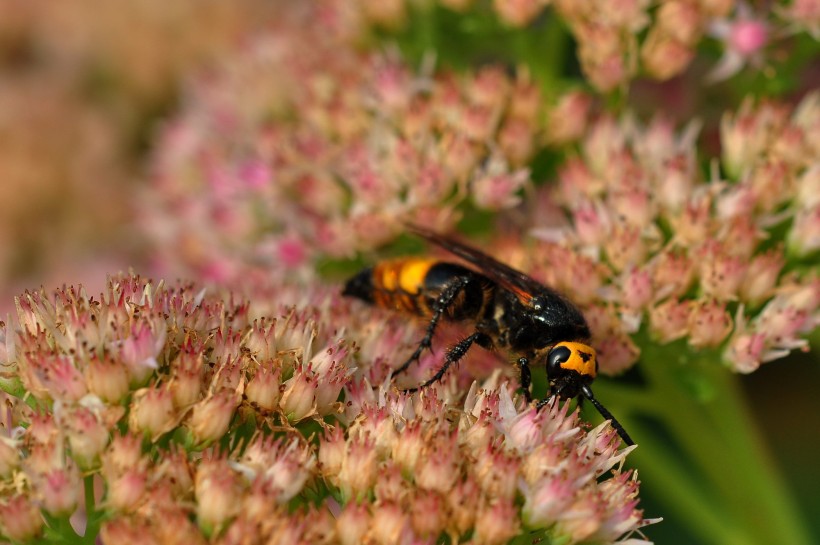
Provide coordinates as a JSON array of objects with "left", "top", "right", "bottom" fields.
[{"left": 546, "top": 342, "right": 597, "bottom": 380}]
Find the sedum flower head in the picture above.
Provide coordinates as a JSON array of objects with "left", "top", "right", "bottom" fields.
[
  {"left": 145, "top": 2, "right": 540, "bottom": 285},
  {"left": 499, "top": 92, "right": 820, "bottom": 375},
  {"left": 0, "top": 274, "right": 652, "bottom": 543}
]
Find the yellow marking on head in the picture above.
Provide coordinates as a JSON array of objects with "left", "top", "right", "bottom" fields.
[
  {"left": 555, "top": 341, "right": 597, "bottom": 379},
  {"left": 398, "top": 258, "right": 438, "bottom": 295}
]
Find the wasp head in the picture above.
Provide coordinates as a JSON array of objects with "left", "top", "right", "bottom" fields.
[{"left": 545, "top": 341, "right": 597, "bottom": 399}]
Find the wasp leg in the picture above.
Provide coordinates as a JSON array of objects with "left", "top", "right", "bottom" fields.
[
  {"left": 391, "top": 276, "right": 474, "bottom": 378},
  {"left": 517, "top": 357, "right": 533, "bottom": 403},
  {"left": 403, "top": 331, "right": 490, "bottom": 392}
]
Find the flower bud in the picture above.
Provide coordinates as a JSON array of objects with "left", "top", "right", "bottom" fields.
[
  {"left": 102, "top": 433, "right": 144, "bottom": 482},
  {"left": 38, "top": 468, "right": 81, "bottom": 516},
  {"left": 474, "top": 498, "right": 520, "bottom": 545},
  {"left": 740, "top": 249, "right": 784, "bottom": 306},
  {"left": 189, "top": 391, "right": 240, "bottom": 444},
  {"left": 100, "top": 517, "right": 157, "bottom": 545},
  {"left": 318, "top": 426, "right": 346, "bottom": 478},
  {"left": 336, "top": 502, "right": 370, "bottom": 545},
  {"left": 369, "top": 501, "right": 410, "bottom": 545},
  {"left": 170, "top": 351, "right": 204, "bottom": 409},
  {"left": 108, "top": 469, "right": 147, "bottom": 512},
  {"left": 85, "top": 355, "right": 130, "bottom": 404},
  {"left": 280, "top": 367, "right": 317, "bottom": 422},
  {"left": 337, "top": 435, "right": 377, "bottom": 501},
  {"left": 649, "top": 299, "right": 692, "bottom": 343},
  {"left": 245, "top": 367, "right": 282, "bottom": 412},
  {"left": 129, "top": 386, "right": 177, "bottom": 438},
  {"left": 414, "top": 435, "right": 458, "bottom": 494},
  {"left": 688, "top": 299, "right": 733, "bottom": 348},
  {"left": 65, "top": 407, "right": 109, "bottom": 469},
  {"left": 119, "top": 322, "right": 165, "bottom": 386},
  {"left": 195, "top": 459, "right": 242, "bottom": 532}
]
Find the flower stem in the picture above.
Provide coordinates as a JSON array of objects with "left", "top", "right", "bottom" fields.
[{"left": 602, "top": 339, "right": 815, "bottom": 545}]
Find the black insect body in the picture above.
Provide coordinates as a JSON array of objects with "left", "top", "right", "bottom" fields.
[{"left": 343, "top": 227, "right": 634, "bottom": 446}]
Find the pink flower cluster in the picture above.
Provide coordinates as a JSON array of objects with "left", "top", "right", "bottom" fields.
[
  {"left": 492, "top": 92, "right": 820, "bottom": 374},
  {"left": 146, "top": 3, "right": 538, "bottom": 284},
  {"left": 0, "top": 274, "right": 652, "bottom": 543}
]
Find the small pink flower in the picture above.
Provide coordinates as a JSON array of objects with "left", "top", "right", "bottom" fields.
[
  {"left": 474, "top": 498, "right": 521, "bottom": 544},
  {"left": 573, "top": 200, "right": 612, "bottom": 248},
  {"left": 169, "top": 349, "right": 204, "bottom": 409},
  {"left": 0, "top": 495, "right": 44, "bottom": 541},
  {"left": 414, "top": 433, "right": 459, "bottom": 494},
  {"left": 38, "top": 467, "right": 81, "bottom": 516},
  {"left": 707, "top": 5, "right": 770, "bottom": 83},
  {"left": 604, "top": 224, "right": 647, "bottom": 272},
  {"left": 260, "top": 439, "right": 316, "bottom": 503},
  {"left": 597, "top": 334, "right": 642, "bottom": 374},
  {"left": 788, "top": 203, "right": 820, "bottom": 257},
  {"left": 522, "top": 475, "right": 577, "bottom": 527},
  {"left": 336, "top": 502, "right": 371, "bottom": 545},
  {"left": 652, "top": 250, "right": 695, "bottom": 300},
  {"left": 641, "top": 32, "right": 694, "bottom": 81},
  {"left": 546, "top": 90, "right": 593, "bottom": 145},
  {"left": 102, "top": 433, "right": 145, "bottom": 482},
  {"left": 649, "top": 299, "right": 693, "bottom": 343},
  {"left": 410, "top": 490, "right": 446, "bottom": 538},
  {"left": 620, "top": 267, "right": 654, "bottom": 311},
  {"left": 318, "top": 426, "right": 347, "bottom": 478},
  {"left": 725, "top": 330, "right": 768, "bottom": 373},
  {"left": 471, "top": 166, "right": 530, "bottom": 210},
  {"left": 740, "top": 249, "right": 784, "bottom": 306},
  {"left": 118, "top": 322, "right": 165, "bottom": 386},
  {"left": 64, "top": 407, "right": 109, "bottom": 469},
  {"left": 698, "top": 241, "right": 748, "bottom": 300},
  {"left": 369, "top": 501, "right": 412, "bottom": 545},
  {"left": 688, "top": 299, "right": 733, "bottom": 348},
  {"left": 108, "top": 468, "right": 147, "bottom": 512},
  {"left": 195, "top": 458, "right": 242, "bottom": 532},
  {"left": 33, "top": 354, "right": 88, "bottom": 403}
]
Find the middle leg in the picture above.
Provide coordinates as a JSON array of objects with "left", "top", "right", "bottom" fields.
[{"left": 391, "top": 276, "right": 474, "bottom": 378}]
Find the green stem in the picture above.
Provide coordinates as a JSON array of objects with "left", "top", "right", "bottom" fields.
[
  {"left": 84, "top": 475, "right": 95, "bottom": 518},
  {"left": 606, "top": 340, "right": 814, "bottom": 545}
]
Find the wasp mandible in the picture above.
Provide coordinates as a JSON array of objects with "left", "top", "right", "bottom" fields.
[{"left": 343, "top": 226, "right": 634, "bottom": 446}]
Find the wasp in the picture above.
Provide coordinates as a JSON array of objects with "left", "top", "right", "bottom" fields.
[{"left": 343, "top": 226, "right": 634, "bottom": 446}]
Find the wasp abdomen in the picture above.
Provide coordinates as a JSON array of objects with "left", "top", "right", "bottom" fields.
[{"left": 343, "top": 258, "right": 490, "bottom": 319}]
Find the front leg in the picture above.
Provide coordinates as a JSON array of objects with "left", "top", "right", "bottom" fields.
[{"left": 517, "top": 357, "right": 533, "bottom": 403}]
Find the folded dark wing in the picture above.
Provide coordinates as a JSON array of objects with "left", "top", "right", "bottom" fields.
[{"left": 408, "top": 225, "right": 549, "bottom": 304}]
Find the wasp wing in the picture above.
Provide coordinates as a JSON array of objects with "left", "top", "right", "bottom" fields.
[{"left": 408, "top": 225, "right": 549, "bottom": 305}]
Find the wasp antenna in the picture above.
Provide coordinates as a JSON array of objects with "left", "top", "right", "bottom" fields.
[{"left": 580, "top": 384, "right": 635, "bottom": 447}]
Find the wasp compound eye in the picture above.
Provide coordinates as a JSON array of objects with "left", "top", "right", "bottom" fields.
[{"left": 546, "top": 345, "right": 572, "bottom": 378}]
